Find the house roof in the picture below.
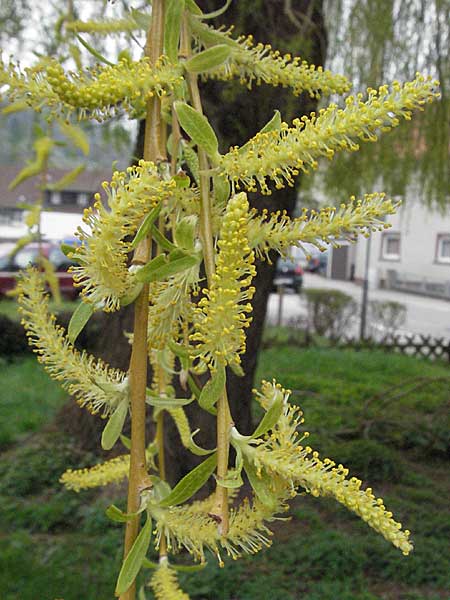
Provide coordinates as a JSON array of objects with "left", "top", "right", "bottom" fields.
[{"left": 0, "top": 165, "right": 112, "bottom": 209}]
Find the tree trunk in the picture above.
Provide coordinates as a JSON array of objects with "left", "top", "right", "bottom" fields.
[{"left": 56, "top": 2, "right": 327, "bottom": 476}]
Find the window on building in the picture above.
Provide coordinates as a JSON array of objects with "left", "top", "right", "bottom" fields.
[
  {"left": 381, "top": 232, "right": 401, "bottom": 260},
  {"left": 436, "top": 235, "right": 450, "bottom": 264}
]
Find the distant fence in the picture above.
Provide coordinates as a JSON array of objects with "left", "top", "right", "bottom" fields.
[{"left": 264, "top": 322, "right": 450, "bottom": 363}]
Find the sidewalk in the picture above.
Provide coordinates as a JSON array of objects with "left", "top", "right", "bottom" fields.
[{"left": 266, "top": 273, "right": 450, "bottom": 338}]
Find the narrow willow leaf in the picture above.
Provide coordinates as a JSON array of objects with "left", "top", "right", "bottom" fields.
[
  {"left": 61, "top": 242, "right": 79, "bottom": 259},
  {"left": 173, "top": 172, "right": 190, "bottom": 188},
  {"left": 138, "top": 586, "right": 147, "bottom": 600},
  {"left": 239, "top": 110, "right": 281, "bottom": 155},
  {"left": 174, "top": 101, "right": 220, "bottom": 163},
  {"left": 75, "top": 33, "right": 114, "bottom": 66},
  {"left": 213, "top": 173, "right": 230, "bottom": 206},
  {"left": 260, "top": 110, "right": 282, "bottom": 134},
  {"left": 172, "top": 563, "right": 207, "bottom": 573},
  {"left": 2, "top": 100, "right": 28, "bottom": 114},
  {"left": 47, "top": 165, "right": 85, "bottom": 192},
  {"left": 185, "top": 45, "right": 232, "bottom": 73},
  {"left": 106, "top": 504, "right": 138, "bottom": 523},
  {"left": 159, "top": 453, "right": 217, "bottom": 507},
  {"left": 188, "top": 374, "right": 202, "bottom": 400},
  {"left": 136, "top": 250, "right": 199, "bottom": 283},
  {"left": 68, "top": 301, "right": 94, "bottom": 344},
  {"left": 130, "top": 203, "right": 162, "bottom": 249},
  {"left": 101, "top": 397, "right": 129, "bottom": 451},
  {"left": 115, "top": 515, "right": 152, "bottom": 595},
  {"left": 142, "top": 558, "right": 159, "bottom": 569},
  {"left": 151, "top": 225, "right": 177, "bottom": 252},
  {"left": 58, "top": 121, "right": 90, "bottom": 155},
  {"left": 196, "top": 0, "right": 232, "bottom": 19},
  {"left": 174, "top": 216, "right": 197, "bottom": 251},
  {"left": 215, "top": 469, "right": 244, "bottom": 488},
  {"left": 120, "top": 434, "right": 131, "bottom": 450},
  {"left": 130, "top": 9, "right": 151, "bottom": 30},
  {"left": 165, "top": 0, "right": 185, "bottom": 62},
  {"left": 243, "top": 458, "right": 275, "bottom": 507},
  {"left": 185, "top": 0, "right": 203, "bottom": 15},
  {"left": 198, "top": 366, "right": 226, "bottom": 414},
  {"left": 149, "top": 475, "right": 172, "bottom": 502},
  {"left": 251, "top": 394, "right": 284, "bottom": 439},
  {"left": 146, "top": 394, "right": 194, "bottom": 408}
]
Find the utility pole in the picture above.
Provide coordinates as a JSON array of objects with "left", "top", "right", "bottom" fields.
[{"left": 360, "top": 234, "right": 371, "bottom": 340}]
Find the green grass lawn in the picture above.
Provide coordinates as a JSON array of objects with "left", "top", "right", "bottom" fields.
[
  {"left": 0, "top": 345, "right": 449, "bottom": 599},
  {"left": 0, "top": 298, "right": 77, "bottom": 321}
]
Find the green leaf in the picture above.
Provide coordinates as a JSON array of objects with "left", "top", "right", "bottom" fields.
[
  {"left": 151, "top": 225, "right": 177, "bottom": 252},
  {"left": 130, "top": 9, "right": 151, "bottom": 30},
  {"left": 198, "top": 366, "right": 226, "bottom": 414},
  {"left": 142, "top": 558, "right": 159, "bottom": 569},
  {"left": 115, "top": 515, "right": 152, "bottom": 595},
  {"left": 251, "top": 394, "right": 284, "bottom": 439},
  {"left": 75, "top": 33, "right": 114, "bottom": 66},
  {"left": 174, "top": 101, "right": 220, "bottom": 163},
  {"left": 213, "top": 174, "right": 230, "bottom": 206},
  {"left": 243, "top": 458, "right": 275, "bottom": 508},
  {"left": 159, "top": 453, "right": 217, "bottom": 507},
  {"left": 185, "top": 45, "right": 232, "bottom": 73},
  {"left": 130, "top": 203, "right": 162, "bottom": 249},
  {"left": 260, "top": 110, "right": 282, "bottom": 134},
  {"left": 68, "top": 301, "right": 94, "bottom": 344},
  {"left": 185, "top": 0, "right": 203, "bottom": 15},
  {"left": 172, "top": 563, "right": 207, "bottom": 573},
  {"left": 239, "top": 110, "right": 281, "bottom": 155},
  {"left": 146, "top": 394, "right": 194, "bottom": 409},
  {"left": 215, "top": 469, "right": 243, "bottom": 488},
  {"left": 195, "top": 0, "right": 232, "bottom": 19},
  {"left": 61, "top": 242, "right": 80, "bottom": 260},
  {"left": 120, "top": 434, "right": 132, "bottom": 450},
  {"left": 149, "top": 475, "right": 172, "bottom": 502},
  {"left": 106, "top": 504, "right": 137, "bottom": 523},
  {"left": 174, "top": 216, "right": 197, "bottom": 251},
  {"left": 136, "top": 250, "right": 199, "bottom": 283},
  {"left": 165, "top": 0, "right": 185, "bottom": 62},
  {"left": 47, "top": 165, "right": 85, "bottom": 192},
  {"left": 101, "top": 397, "right": 129, "bottom": 451},
  {"left": 58, "top": 121, "right": 90, "bottom": 155},
  {"left": 2, "top": 100, "right": 29, "bottom": 115}
]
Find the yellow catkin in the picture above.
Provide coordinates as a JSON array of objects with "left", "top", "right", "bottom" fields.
[
  {"left": 248, "top": 381, "right": 413, "bottom": 555},
  {"left": 18, "top": 269, "right": 126, "bottom": 415},
  {"left": 0, "top": 56, "right": 183, "bottom": 120},
  {"left": 190, "top": 193, "right": 256, "bottom": 369},
  {"left": 247, "top": 193, "right": 400, "bottom": 259},
  {"left": 219, "top": 74, "right": 440, "bottom": 194},
  {"left": 151, "top": 476, "right": 292, "bottom": 565},
  {"left": 60, "top": 454, "right": 131, "bottom": 492},
  {"left": 150, "top": 564, "right": 190, "bottom": 600},
  {"left": 71, "top": 161, "right": 176, "bottom": 311},
  {"left": 191, "top": 21, "right": 351, "bottom": 98}
]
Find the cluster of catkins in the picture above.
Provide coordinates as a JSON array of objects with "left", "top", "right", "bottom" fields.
[{"left": 1, "top": 0, "right": 440, "bottom": 597}]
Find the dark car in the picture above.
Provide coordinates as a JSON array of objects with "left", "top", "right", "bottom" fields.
[
  {"left": 0, "top": 241, "right": 78, "bottom": 298},
  {"left": 273, "top": 257, "right": 303, "bottom": 293}
]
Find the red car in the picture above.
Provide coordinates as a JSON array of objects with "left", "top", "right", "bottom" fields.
[{"left": 0, "top": 241, "right": 78, "bottom": 299}]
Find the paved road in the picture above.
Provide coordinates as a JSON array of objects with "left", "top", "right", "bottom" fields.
[{"left": 266, "top": 273, "right": 450, "bottom": 339}]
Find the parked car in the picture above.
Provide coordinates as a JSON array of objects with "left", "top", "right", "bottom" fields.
[
  {"left": 0, "top": 241, "right": 78, "bottom": 298},
  {"left": 273, "top": 257, "right": 304, "bottom": 293},
  {"left": 306, "top": 250, "right": 328, "bottom": 275}
]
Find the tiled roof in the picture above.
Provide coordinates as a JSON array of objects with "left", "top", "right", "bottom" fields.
[{"left": 0, "top": 165, "right": 112, "bottom": 209}]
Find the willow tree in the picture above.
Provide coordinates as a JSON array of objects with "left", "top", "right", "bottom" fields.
[
  {"left": 1, "top": 0, "right": 441, "bottom": 598},
  {"left": 313, "top": 0, "right": 449, "bottom": 206}
]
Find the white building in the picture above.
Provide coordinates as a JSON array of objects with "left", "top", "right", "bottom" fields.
[{"left": 328, "top": 194, "right": 450, "bottom": 300}]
